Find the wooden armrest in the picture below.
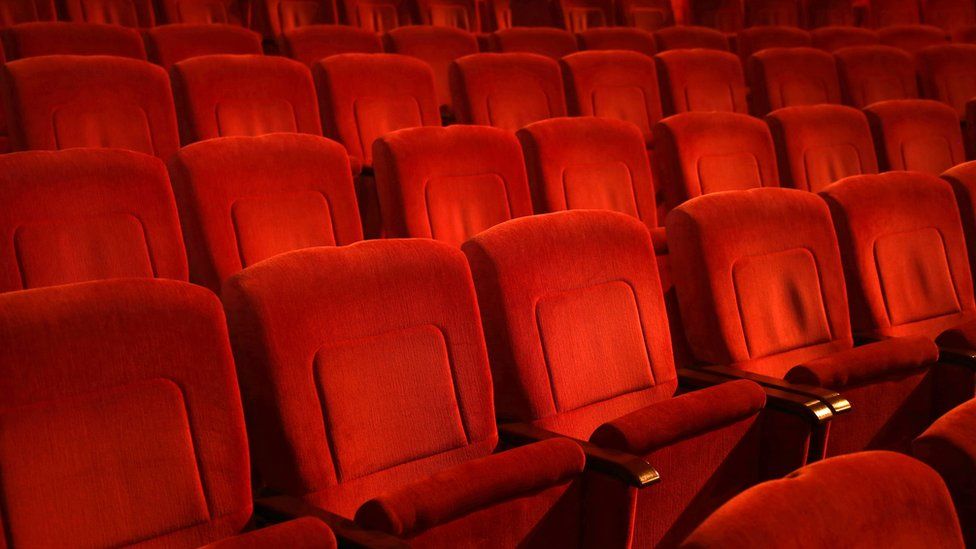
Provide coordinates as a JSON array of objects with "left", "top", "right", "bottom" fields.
[
  {"left": 698, "top": 365, "right": 852, "bottom": 415},
  {"left": 939, "top": 346, "right": 976, "bottom": 370},
  {"left": 497, "top": 422, "right": 660, "bottom": 488},
  {"left": 677, "top": 368, "right": 834, "bottom": 425},
  {"left": 254, "top": 495, "right": 408, "bottom": 549}
]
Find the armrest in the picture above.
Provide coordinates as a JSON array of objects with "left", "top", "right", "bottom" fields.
[
  {"left": 498, "top": 422, "right": 660, "bottom": 488},
  {"left": 785, "top": 336, "right": 939, "bottom": 389},
  {"left": 679, "top": 368, "right": 834, "bottom": 424},
  {"left": 939, "top": 346, "right": 976, "bottom": 370},
  {"left": 254, "top": 495, "right": 408, "bottom": 549},
  {"left": 697, "top": 365, "right": 851, "bottom": 415}
]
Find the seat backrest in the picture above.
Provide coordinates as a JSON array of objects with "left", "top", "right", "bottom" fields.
[
  {"left": 681, "top": 452, "right": 965, "bottom": 549},
  {"left": 490, "top": 27, "right": 579, "bottom": 58},
  {"left": 807, "top": 0, "right": 856, "bottom": 27},
  {"left": 315, "top": 53, "right": 440, "bottom": 166},
  {"left": 737, "top": 25, "right": 811, "bottom": 59},
  {"left": 0, "top": 0, "right": 55, "bottom": 27},
  {"left": 654, "top": 49, "right": 748, "bottom": 114},
  {"left": 0, "top": 279, "right": 253, "bottom": 548},
  {"left": 61, "top": 0, "right": 155, "bottom": 26},
  {"left": 222, "top": 241, "right": 498, "bottom": 516},
  {"left": 171, "top": 54, "right": 321, "bottom": 144},
  {"left": 463, "top": 210, "right": 676, "bottom": 436},
  {"left": 385, "top": 25, "right": 479, "bottom": 114},
  {"left": 450, "top": 52, "right": 567, "bottom": 131},
  {"left": 917, "top": 44, "right": 976, "bottom": 117},
  {"left": 689, "top": 0, "right": 744, "bottom": 31},
  {"left": 745, "top": 0, "right": 799, "bottom": 27},
  {"left": 344, "top": 0, "right": 409, "bottom": 30},
  {"left": 942, "top": 161, "right": 976, "bottom": 280},
  {"left": 922, "top": 0, "right": 975, "bottom": 31},
  {"left": 952, "top": 23, "right": 976, "bottom": 42},
  {"left": 766, "top": 104, "right": 877, "bottom": 192},
  {"left": 1, "top": 55, "right": 180, "bottom": 159},
  {"left": 157, "top": 0, "right": 246, "bottom": 24},
  {"left": 868, "top": 0, "right": 922, "bottom": 27},
  {"left": 617, "top": 0, "right": 673, "bottom": 29},
  {"left": 280, "top": 24, "right": 382, "bottom": 65},
  {"left": 822, "top": 172, "right": 976, "bottom": 339},
  {"left": 747, "top": 47, "right": 842, "bottom": 114},
  {"left": 557, "top": 0, "right": 613, "bottom": 32},
  {"left": 865, "top": 98, "right": 964, "bottom": 174},
  {"left": 834, "top": 45, "right": 918, "bottom": 107},
  {"left": 811, "top": 26, "right": 879, "bottom": 51},
  {"left": 561, "top": 50, "right": 663, "bottom": 144},
  {"left": 654, "top": 25, "right": 729, "bottom": 50},
  {"left": 168, "top": 133, "right": 361, "bottom": 292},
  {"left": 265, "top": 0, "right": 338, "bottom": 35},
  {"left": 146, "top": 24, "right": 262, "bottom": 69},
  {"left": 518, "top": 117, "right": 658, "bottom": 229},
  {"left": 878, "top": 24, "right": 948, "bottom": 54},
  {"left": 3, "top": 22, "right": 146, "bottom": 60},
  {"left": 414, "top": 0, "right": 478, "bottom": 29},
  {"left": 0, "top": 149, "right": 186, "bottom": 291},
  {"left": 667, "top": 187, "right": 852, "bottom": 376},
  {"left": 653, "top": 111, "right": 779, "bottom": 210},
  {"left": 373, "top": 125, "right": 532, "bottom": 245},
  {"left": 577, "top": 27, "right": 657, "bottom": 55}
]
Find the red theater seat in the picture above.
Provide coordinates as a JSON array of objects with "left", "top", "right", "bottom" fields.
[
  {"left": 878, "top": 24, "right": 949, "bottom": 54},
  {"left": 385, "top": 26, "right": 479, "bottom": 119},
  {"left": 374, "top": 125, "right": 532, "bottom": 245},
  {"left": 654, "top": 49, "right": 748, "bottom": 114},
  {"left": 681, "top": 452, "right": 965, "bottom": 548},
  {"left": 343, "top": 0, "right": 409, "bottom": 31},
  {"left": 2, "top": 22, "right": 146, "bottom": 59},
  {"left": 914, "top": 399, "right": 976, "bottom": 546},
  {"left": 917, "top": 44, "right": 976, "bottom": 117},
  {"left": 1, "top": 55, "right": 180, "bottom": 159},
  {"left": 668, "top": 187, "right": 947, "bottom": 456},
  {"left": 688, "top": 0, "right": 744, "bottom": 32},
  {"left": 256, "top": 0, "right": 339, "bottom": 36},
  {"left": 923, "top": 0, "right": 975, "bottom": 31},
  {"left": 807, "top": 0, "right": 857, "bottom": 27},
  {"left": 747, "top": 47, "right": 842, "bottom": 114},
  {"left": 414, "top": 0, "right": 477, "bottom": 29},
  {"left": 576, "top": 27, "right": 657, "bottom": 55},
  {"left": 450, "top": 52, "right": 567, "bottom": 130},
  {"left": 0, "top": 0, "right": 55, "bottom": 26},
  {"left": 653, "top": 111, "right": 778, "bottom": 210},
  {"left": 865, "top": 98, "right": 964, "bottom": 174},
  {"left": 737, "top": 25, "right": 811, "bottom": 59},
  {"left": 766, "top": 104, "right": 878, "bottom": 192},
  {"left": 171, "top": 54, "right": 321, "bottom": 144},
  {"left": 61, "top": 0, "right": 155, "bottom": 26},
  {"left": 617, "top": 0, "right": 673, "bottom": 29},
  {"left": 222, "top": 241, "right": 587, "bottom": 547},
  {"left": 279, "top": 25, "right": 382, "bottom": 66},
  {"left": 745, "top": 0, "right": 800, "bottom": 26},
  {"left": 0, "top": 149, "right": 186, "bottom": 292},
  {"left": 561, "top": 50, "right": 663, "bottom": 145},
  {"left": 490, "top": 27, "right": 578, "bottom": 58},
  {"left": 654, "top": 25, "right": 729, "bottom": 50},
  {"left": 811, "top": 26, "right": 879, "bottom": 51},
  {"left": 463, "top": 210, "right": 812, "bottom": 547},
  {"left": 867, "top": 0, "right": 922, "bottom": 27},
  {"left": 953, "top": 23, "right": 976, "bottom": 42},
  {"left": 156, "top": 0, "right": 246, "bottom": 24},
  {"left": 145, "top": 24, "right": 262, "bottom": 69},
  {"left": 834, "top": 45, "right": 918, "bottom": 107},
  {"left": 168, "top": 133, "right": 362, "bottom": 292},
  {"left": 556, "top": 0, "right": 612, "bottom": 31},
  {"left": 0, "top": 278, "right": 338, "bottom": 548},
  {"left": 943, "top": 161, "right": 976, "bottom": 276}
]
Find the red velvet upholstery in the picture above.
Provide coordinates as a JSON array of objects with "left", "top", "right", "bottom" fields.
[
  {"left": 667, "top": 187, "right": 948, "bottom": 455},
  {"left": 747, "top": 46, "right": 841, "bottom": 114},
  {"left": 744, "top": 0, "right": 799, "bottom": 27},
  {"left": 811, "top": 25, "right": 879, "bottom": 51},
  {"left": 0, "top": 0, "right": 55, "bottom": 26},
  {"left": 654, "top": 24, "right": 729, "bottom": 50},
  {"left": 617, "top": 0, "right": 674, "bottom": 29},
  {"left": 414, "top": 0, "right": 477, "bottom": 29},
  {"left": 681, "top": 451, "right": 965, "bottom": 549},
  {"left": 917, "top": 44, "right": 976, "bottom": 117},
  {"left": 821, "top": 172, "right": 976, "bottom": 341},
  {"left": 765, "top": 104, "right": 878, "bottom": 192},
  {"left": 202, "top": 518, "right": 336, "bottom": 549},
  {"left": 953, "top": 23, "right": 976, "bottom": 42},
  {"left": 252, "top": 0, "right": 337, "bottom": 36},
  {"left": 0, "top": 148, "right": 186, "bottom": 291},
  {"left": 61, "top": 0, "right": 154, "bottom": 26},
  {"left": 374, "top": 125, "right": 532, "bottom": 245},
  {"left": 490, "top": 27, "right": 579, "bottom": 58},
  {"left": 463, "top": 210, "right": 805, "bottom": 547},
  {"left": 807, "top": 1, "right": 857, "bottom": 28},
  {"left": 556, "top": 0, "right": 612, "bottom": 31},
  {"left": 450, "top": 52, "right": 567, "bottom": 130},
  {"left": 653, "top": 111, "right": 778, "bottom": 211},
  {"left": 942, "top": 160, "right": 976, "bottom": 279},
  {"left": 923, "top": 0, "right": 975, "bottom": 31},
  {"left": 914, "top": 398, "right": 976, "bottom": 546},
  {"left": 385, "top": 26, "right": 479, "bottom": 116},
  {"left": 315, "top": 53, "right": 440, "bottom": 167},
  {"left": 279, "top": 24, "right": 383, "bottom": 66},
  {"left": 156, "top": 0, "right": 246, "bottom": 24},
  {"left": 146, "top": 24, "right": 262, "bottom": 69},
  {"left": 865, "top": 98, "right": 964, "bottom": 174},
  {"left": 834, "top": 45, "right": 918, "bottom": 107},
  {"left": 868, "top": 0, "right": 922, "bottom": 27},
  {"left": 878, "top": 24, "right": 949, "bottom": 54},
  {"left": 654, "top": 49, "right": 748, "bottom": 114},
  {"left": 172, "top": 54, "right": 320, "bottom": 145},
  {"left": 168, "top": 133, "right": 361, "bottom": 292},
  {"left": 561, "top": 51, "right": 662, "bottom": 145},
  {"left": 577, "top": 27, "right": 657, "bottom": 55},
  {"left": 222, "top": 241, "right": 585, "bottom": 546},
  {"left": 737, "top": 25, "right": 811, "bottom": 59},
  {"left": 1, "top": 55, "right": 180, "bottom": 160},
  {"left": 343, "top": 0, "right": 409, "bottom": 31},
  {"left": 688, "top": 0, "right": 743, "bottom": 32},
  {"left": 2, "top": 22, "right": 146, "bottom": 60}
]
